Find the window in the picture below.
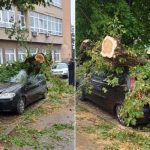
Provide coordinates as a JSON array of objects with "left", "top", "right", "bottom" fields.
[
  {"left": 18, "top": 49, "right": 27, "bottom": 61},
  {"left": 52, "top": 49, "right": 61, "bottom": 62},
  {"left": 0, "top": 10, "right": 15, "bottom": 28},
  {"left": 30, "top": 48, "right": 38, "bottom": 56},
  {"left": 49, "top": 17, "right": 62, "bottom": 35},
  {"left": 18, "top": 11, "right": 25, "bottom": 29},
  {"left": 30, "top": 11, "right": 62, "bottom": 36},
  {"left": 30, "top": 12, "right": 39, "bottom": 32},
  {"left": 42, "top": 49, "right": 47, "bottom": 55},
  {"left": 51, "top": 0, "right": 62, "bottom": 7},
  {"left": 0, "top": 49, "right": 3, "bottom": 64},
  {"left": 5, "top": 49, "right": 16, "bottom": 63}
]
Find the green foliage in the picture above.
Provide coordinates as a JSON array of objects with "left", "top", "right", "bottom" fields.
[
  {"left": 76, "top": 0, "right": 150, "bottom": 56},
  {"left": 0, "top": 62, "right": 28, "bottom": 82},
  {"left": 120, "top": 63, "right": 150, "bottom": 126},
  {"left": 0, "top": 0, "right": 52, "bottom": 10}
]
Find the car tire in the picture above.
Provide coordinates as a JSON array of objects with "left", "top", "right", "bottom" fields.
[
  {"left": 16, "top": 97, "right": 25, "bottom": 115},
  {"left": 115, "top": 104, "right": 126, "bottom": 126}
]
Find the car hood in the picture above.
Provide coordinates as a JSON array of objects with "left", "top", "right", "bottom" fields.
[{"left": 0, "top": 82, "right": 22, "bottom": 93}]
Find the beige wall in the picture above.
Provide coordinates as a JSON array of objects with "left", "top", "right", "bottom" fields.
[
  {"left": 0, "top": 40, "right": 62, "bottom": 63},
  {"left": 0, "top": 0, "right": 72, "bottom": 62}
]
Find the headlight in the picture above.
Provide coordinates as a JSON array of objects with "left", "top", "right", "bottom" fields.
[{"left": 0, "top": 93, "right": 16, "bottom": 99}]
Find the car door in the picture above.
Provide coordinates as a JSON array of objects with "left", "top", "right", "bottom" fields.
[
  {"left": 24, "top": 75, "right": 44, "bottom": 104},
  {"left": 90, "top": 74, "right": 107, "bottom": 107}
]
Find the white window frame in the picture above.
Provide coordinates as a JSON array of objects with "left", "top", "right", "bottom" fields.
[
  {"left": 51, "top": 0, "right": 62, "bottom": 8},
  {"left": 18, "top": 49, "right": 27, "bottom": 61},
  {"left": 5, "top": 49, "right": 16, "bottom": 63},
  {"left": 30, "top": 11, "right": 62, "bottom": 36},
  {"left": 2, "top": 10, "right": 15, "bottom": 28},
  {"left": 30, "top": 12, "right": 39, "bottom": 32},
  {"left": 0, "top": 49, "right": 3, "bottom": 64},
  {"left": 18, "top": 11, "right": 25, "bottom": 29},
  {"left": 52, "top": 49, "right": 61, "bottom": 62}
]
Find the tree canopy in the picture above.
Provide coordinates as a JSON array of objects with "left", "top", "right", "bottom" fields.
[
  {"left": 0, "top": 0, "right": 52, "bottom": 10},
  {"left": 76, "top": 0, "right": 150, "bottom": 57}
]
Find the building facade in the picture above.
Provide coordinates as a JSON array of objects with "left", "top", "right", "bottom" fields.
[{"left": 0, "top": 0, "right": 72, "bottom": 64}]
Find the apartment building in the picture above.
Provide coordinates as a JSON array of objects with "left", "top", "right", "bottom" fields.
[{"left": 0, "top": 0, "right": 72, "bottom": 64}]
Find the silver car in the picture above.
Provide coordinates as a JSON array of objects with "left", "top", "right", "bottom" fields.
[{"left": 51, "top": 63, "right": 69, "bottom": 78}]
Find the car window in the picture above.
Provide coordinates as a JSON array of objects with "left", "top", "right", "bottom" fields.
[
  {"left": 52, "top": 63, "right": 68, "bottom": 69},
  {"left": 92, "top": 72, "right": 106, "bottom": 81},
  {"left": 28, "top": 75, "right": 39, "bottom": 84},
  {"left": 28, "top": 74, "right": 45, "bottom": 84},
  {"left": 10, "top": 69, "right": 28, "bottom": 83}
]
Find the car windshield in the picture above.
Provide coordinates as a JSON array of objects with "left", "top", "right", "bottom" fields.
[
  {"left": 52, "top": 63, "right": 68, "bottom": 69},
  {"left": 10, "top": 69, "right": 28, "bottom": 83}
]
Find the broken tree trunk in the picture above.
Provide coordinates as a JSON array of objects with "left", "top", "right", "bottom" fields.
[{"left": 101, "top": 36, "right": 147, "bottom": 66}]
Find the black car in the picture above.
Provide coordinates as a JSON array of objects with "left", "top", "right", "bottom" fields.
[
  {"left": 0, "top": 70, "right": 48, "bottom": 114},
  {"left": 79, "top": 73, "right": 150, "bottom": 125}
]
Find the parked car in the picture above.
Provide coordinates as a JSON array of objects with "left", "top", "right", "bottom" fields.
[
  {"left": 79, "top": 72, "right": 150, "bottom": 125},
  {"left": 51, "top": 63, "right": 69, "bottom": 78},
  {"left": 0, "top": 70, "right": 48, "bottom": 114}
]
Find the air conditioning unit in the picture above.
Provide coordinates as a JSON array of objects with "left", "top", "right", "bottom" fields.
[
  {"left": 45, "top": 32, "right": 51, "bottom": 37},
  {"left": 32, "top": 31, "right": 38, "bottom": 37}
]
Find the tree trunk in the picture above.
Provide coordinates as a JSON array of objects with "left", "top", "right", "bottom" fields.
[{"left": 101, "top": 36, "right": 147, "bottom": 66}]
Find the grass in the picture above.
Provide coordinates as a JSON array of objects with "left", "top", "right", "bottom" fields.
[
  {"left": 110, "top": 130, "right": 150, "bottom": 150},
  {"left": 0, "top": 125, "right": 6, "bottom": 134},
  {"left": 104, "top": 145, "right": 120, "bottom": 150},
  {"left": 76, "top": 105, "right": 89, "bottom": 112},
  {"left": 21, "top": 106, "right": 46, "bottom": 123},
  {"left": 0, "top": 123, "right": 74, "bottom": 149},
  {"left": 48, "top": 77, "right": 74, "bottom": 95},
  {"left": 84, "top": 121, "right": 150, "bottom": 150}
]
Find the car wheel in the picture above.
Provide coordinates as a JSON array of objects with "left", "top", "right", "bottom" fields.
[
  {"left": 115, "top": 104, "right": 126, "bottom": 126},
  {"left": 16, "top": 97, "right": 25, "bottom": 115}
]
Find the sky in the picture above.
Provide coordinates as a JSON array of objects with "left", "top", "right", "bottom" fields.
[{"left": 71, "top": 0, "right": 75, "bottom": 26}]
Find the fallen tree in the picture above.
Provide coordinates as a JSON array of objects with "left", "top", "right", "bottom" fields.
[
  {"left": 101, "top": 36, "right": 147, "bottom": 66},
  {"left": 77, "top": 35, "right": 150, "bottom": 126},
  {"left": 0, "top": 53, "right": 52, "bottom": 83}
]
